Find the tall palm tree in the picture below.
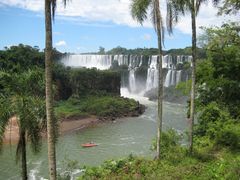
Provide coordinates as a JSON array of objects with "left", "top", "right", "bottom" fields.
[
  {"left": 0, "top": 71, "right": 46, "bottom": 180},
  {"left": 45, "top": 0, "right": 68, "bottom": 179},
  {"left": 131, "top": 0, "right": 176, "bottom": 159},
  {"left": 166, "top": 0, "right": 220, "bottom": 153}
]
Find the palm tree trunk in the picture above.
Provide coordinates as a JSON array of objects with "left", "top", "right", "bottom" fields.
[
  {"left": 45, "top": 0, "right": 57, "bottom": 179},
  {"left": 21, "top": 131, "right": 27, "bottom": 180},
  {"left": 189, "top": 0, "right": 197, "bottom": 154},
  {"left": 155, "top": 0, "right": 164, "bottom": 159}
]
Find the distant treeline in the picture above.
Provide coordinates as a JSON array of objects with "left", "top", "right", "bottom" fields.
[{"left": 82, "top": 46, "right": 207, "bottom": 59}]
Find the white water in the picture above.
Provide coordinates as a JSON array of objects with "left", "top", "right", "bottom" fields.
[
  {"left": 61, "top": 54, "right": 191, "bottom": 92},
  {"left": 63, "top": 54, "right": 112, "bottom": 70}
]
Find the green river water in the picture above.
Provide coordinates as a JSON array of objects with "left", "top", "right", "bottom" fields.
[{"left": 0, "top": 89, "right": 188, "bottom": 179}]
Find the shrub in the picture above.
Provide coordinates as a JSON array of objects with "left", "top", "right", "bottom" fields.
[
  {"left": 151, "top": 129, "right": 185, "bottom": 161},
  {"left": 195, "top": 102, "right": 231, "bottom": 137},
  {"left": 215, "top": 123, "right": 240, "bottom": 150}
]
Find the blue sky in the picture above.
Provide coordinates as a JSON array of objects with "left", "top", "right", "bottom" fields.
[{"left": 0, "top": 0, "right": 236, "bottom": 53}]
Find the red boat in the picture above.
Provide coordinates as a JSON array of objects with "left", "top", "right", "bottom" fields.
[{"left": 81, "top": 143, "right": 98, "bottom": 147}]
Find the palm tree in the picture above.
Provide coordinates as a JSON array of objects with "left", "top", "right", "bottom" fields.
[
  {"left": 45, "top": 0, "right": 68, "bottom": 179},
  {"left": 166, "top": 0, "right": 220, "bottom": 153},
  {"left": 131, "top": 0, "right": 176, "bottom": 159},
  {"left": 0, "top": 71, "right": 46, "bottom": 180}
]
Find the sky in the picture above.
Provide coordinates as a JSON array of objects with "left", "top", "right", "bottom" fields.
[{"left": 0, "top": 0, "right": 237, "bottom": 53}]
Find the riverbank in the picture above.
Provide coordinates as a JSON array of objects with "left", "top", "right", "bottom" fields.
[
  {"left": 2, "top": 116, "right": 97, "bottom": 144},
  {"left": 3, "top": 95, "right": 145, "bottom": 144}
]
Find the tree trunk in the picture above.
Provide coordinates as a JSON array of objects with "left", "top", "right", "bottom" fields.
[
  {"left": 21, "top": 131, "right": 27, "bottom": 180},
  {"left": 155, "top": 0, "right": 164, "bottom": 159},
  {"left": 45, "top": 0, "right": 57, "bottom": 179},
  {"left": 189, "top": 0, "right": 197, "bottom": 154}
]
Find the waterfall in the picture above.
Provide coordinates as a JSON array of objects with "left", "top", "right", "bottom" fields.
[
  {"left": 176, "top": 70, "right": 182, "bottom": 85},
  {"left": 62, "top": 54, "right": 112, "bottom": 70},
  {"left": 146, "top": 55, "right": 158, "bottom": 91},
  {"left": 171, "top": 70, "right": 176, "bottom": 86},
  {"left": 60, "top": 54, "right": 192, "bottom": 93},
  {"left": 164, "top": 70, "right": 172, "bottom": 87},
  {"left": 129, "top": 69, "right": 136, "bottom": 92}
]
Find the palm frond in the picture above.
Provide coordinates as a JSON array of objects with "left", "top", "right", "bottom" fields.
[
  {"left": 62, "top": 0, "right": 70, "bottom": 7},
  {"left": 27, "top": 96, "right": 46, "bottom": 153},
  {"left": 0, "top": 95, "right": 12, "bottom": 152},
  {"left": 167, "top": 0, "right": 194, "bottom": 34},
  {"left": 166, "top": 1, "right": 179, "bottom": 34},
  {"left": 131, "top": 0, "right": 151, "bottom": 25},
  {"left": 212, "top": 0, "right": 221, "bottom": 6},
  {"left": 51, "top": 0, "right": 57, "bottom": 20},
  {"left": 196, "top": 0, "right": 208, "bottom": 14},
  {"left": 51, "top": 0, "right": 70, "bottom": 20}
]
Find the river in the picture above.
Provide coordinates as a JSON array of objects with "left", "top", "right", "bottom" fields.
[{"left": 0, "top": 88, "right": 188, "bottom": 179}]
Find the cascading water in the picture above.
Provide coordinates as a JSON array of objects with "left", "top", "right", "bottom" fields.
[
  {"left": 129, "top": 69, "right": 136, "bottom": 92},
  {"left": 60, "top": 54, "right": 191, "bottom": 93},
  {"left": 146, "top": 55, "right": 158, "bottom": 91},
  {"left": 128, "top": 55, "right": 136, "bottom": 92},
  {"left": 62, "top": 54, "right": 112, "bottom": 70},
  {"left": 176, "top": 70, "right": 182, "bottom": 85},
  {"left": 164, "top": 70, "right": 172, "bottom": 87},
  {"left": 171, "top": 70, "right": 176, "bottom": 86}
]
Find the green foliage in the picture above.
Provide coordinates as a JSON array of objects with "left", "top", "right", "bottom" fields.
[
  {"left": 196, "top": 102, "right": 230, "bottom": 136},
  {"left": 0, "top": 44, "right": 44, "bottom": 73},
  {"left": 196, "top": 23, "right": 240, "bottom": 118},
  {"left": 98, "top": 46, "right": 105, "bottom": 54},
  {"left": 131, "top": 0, "right": 151, "bottom": 25},
  {"left": 218, "top": 0, "right": 240, "bottom": 14},
  {"left": 0, "top": 95, "right": 46, "bottom": 162},
  {"left": 53, "top": 63, "right": 72, "bottom": 100},
  {"left": 151, "top": 129, "right": 185, "bottom": 162},
  {"left": 69, "top": 68, "right": 120, "bottom": 98},
  {"left": 55, "top": 95, "right": 141, "bottom": 119},
  {"left": 195, "top": 102, "right": 240, "bottom": 151},
  {"left": 176, "top": 80, "right": 191, "bottom": 96},
  {"left": 106, "top": 46, "right": 128, "bottom": 55},
  {"left": 0, "top": 69, "right": 45, "bottom": 97},
  {"left": 167, "top": 47, "right": 206, "bottom": 59},
  {"left": 215, "top": 123, "right": 240, "bottom": 150}
]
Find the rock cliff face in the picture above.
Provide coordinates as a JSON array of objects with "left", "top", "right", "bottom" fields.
[
  {"left": 144, "top": 87, "right": 188, "bottom": 104},
  {"left": 98, "top": 100, "right": 145, "bottom": 121}
]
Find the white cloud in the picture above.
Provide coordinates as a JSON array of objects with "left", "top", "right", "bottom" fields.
[
  {"left": 142, "top": 34, "right": 152, "bottom": 41},
  {"left": 175, "top": 2, "right": 236, "bottom": 34},
  {"left": 55, "top": 40, "right": 66, "bottom": 46},
  {"left": 0, "top": 0, "right": 238, "bottom": 34}
]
